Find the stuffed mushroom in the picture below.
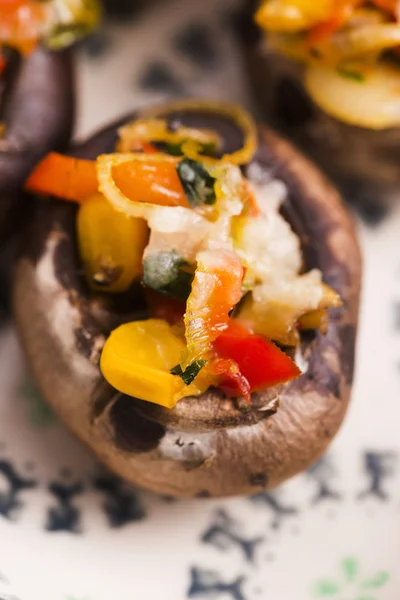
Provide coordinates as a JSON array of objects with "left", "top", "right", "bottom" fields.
[
  {"left": 14, "top": 100, "right": 361, "bottom": 498},
  {"left": 0, "top": 0, "right": 100, "bottom": 242},
  {"left": 239, "top": 0, "right": 400, "bottom": 201}
]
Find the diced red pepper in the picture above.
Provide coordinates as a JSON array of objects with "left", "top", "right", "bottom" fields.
[{"left": 213, "top": 320, "right": 301, "bottom": 399}]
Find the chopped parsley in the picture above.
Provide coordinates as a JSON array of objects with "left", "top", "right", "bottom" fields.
[
  {"left": 142, "top": 250, "right": 194, "bottom": 301},
  {"left": 170, "top": 360, "right": 207, "bottom": 386},
  {"left": 336, "top": 66, "right": 365, "bottom": 82},
  {"left": 176, "top": 158, "right": 216, "bottom": 206}
]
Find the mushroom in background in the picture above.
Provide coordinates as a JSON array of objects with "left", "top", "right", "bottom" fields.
[
  {"left": 238, "top": 0, "right": 400, "bottom": 214},
  {"left": 0, "top": 0, "right": 100, "bottom": 317}
]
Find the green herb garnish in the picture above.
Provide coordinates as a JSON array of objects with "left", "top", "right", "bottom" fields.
[
  {"left": 164, "top": 142, "right": 185, "bottom": 157},
  {"left": 170, "top": 360, "right": 207, "bottom": 386},
  {"left": 44, "top": 0, "right": 101, "bottom": 50},
  {"left": 142, "top": 250, "right": 194, "bottom": 301},
  {"left": 336, "top": 66, "right": 365, "bottom": 82},
  {"left": 176, "top": 158, "right": 216, "bottom": 206}
]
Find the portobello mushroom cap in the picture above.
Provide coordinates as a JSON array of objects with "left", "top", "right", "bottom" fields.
[
  {"left": 0, "top": 47, "right": 74, "bottom": 243},
  {"left": 238, "top": 1, "right": 400, "bottom": 199},
  {"left": 13, "top": 105, "right": 361, "bottom": 498}
]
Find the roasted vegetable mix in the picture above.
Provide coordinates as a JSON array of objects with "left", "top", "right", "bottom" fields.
[
  {"left": 0, "top": 0, "right": 100, "bottom": 69},
  {"left": 254, "top": 0, "right": 400, "bottom": 128},
  {"left": 26, "top": 100, "right": 342, "bottom": 409}
]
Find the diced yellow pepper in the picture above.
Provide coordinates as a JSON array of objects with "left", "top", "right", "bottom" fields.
[
  {"left": 237, "top": 282, "right": 341, "bottom": 346},
  {"left": 100, "top": 319, "right": 216, "bottom": 409},
  {"left": 77, "top": 193, "right": 149, "bottom": 293},
  {"left": 237, "top": 296, "right": 300, "bottom": 346},
  {"left": 298, "top": 309, "right": 329, "bottom": 333}
]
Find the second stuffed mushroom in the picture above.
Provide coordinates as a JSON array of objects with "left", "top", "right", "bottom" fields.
[
  {"left": 239, "top": 0, "right": 400, "bottom": 202},
  {"left": 0, "top": 0, "right": 100, "bottom": 240}
]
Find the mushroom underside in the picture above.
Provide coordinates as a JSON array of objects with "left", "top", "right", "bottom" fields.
[{"left": 13, "top": 109, "right": 361, "bottom": 498}]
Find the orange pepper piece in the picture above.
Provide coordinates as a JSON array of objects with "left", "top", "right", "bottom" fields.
[
  {"left": 112, "top": 160, "right": 189, "bottom": 208},
  {"left": 0, "top": 0, "right": 47, "bottom": 56},
  {"left": 372, "top": 0, "right": 399, "bottom": 15},
  {"left": 25, "top": 153, "right": 98, "bottom": 202},
  {"left": 0, "top": 1, "right": 29, "bottom": 8},
  {"left": 26, "top": 152, "right": 189, "bottom": 208},
  {"left": 184, "top": 250, "right": 244, "bottom": 365},
  {"left": 306, "top": 3, "right": 356, "bottom": 46}
]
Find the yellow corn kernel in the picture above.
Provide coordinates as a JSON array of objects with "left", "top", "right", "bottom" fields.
[
  {"left": 255, "top": 0, "right": 334, "bottom": 33},
  {"left": 77, "top": 193, "right": 149, "bottom": 293},
  {"left": 100, "top": 319, "right": 215, "bottom": 409}
]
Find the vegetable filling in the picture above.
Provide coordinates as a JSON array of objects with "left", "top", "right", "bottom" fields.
[
  {"left": 26, "top": 100, "right": 342, "bottom": 409},
  {"left": 254, "top": 0, "right": 400, "bottom": 128},
  {"left": 0, "top": 0, "right": 100, "bottom": 72}
]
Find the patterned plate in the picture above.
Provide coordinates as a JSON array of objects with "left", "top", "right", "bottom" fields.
[{"left": 1, "top": 1, "right": 399, "bottom": 599}]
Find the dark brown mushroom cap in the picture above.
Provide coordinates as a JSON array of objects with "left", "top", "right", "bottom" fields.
[
  {"left": 237, "top": 0, "right": 400, "bottom": 196},
  {"left": 13, "top": 105, "right": 361, "bottom": 498},
  {"left": 0, "top": 47, "right": 74, "bottom": 243}
]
